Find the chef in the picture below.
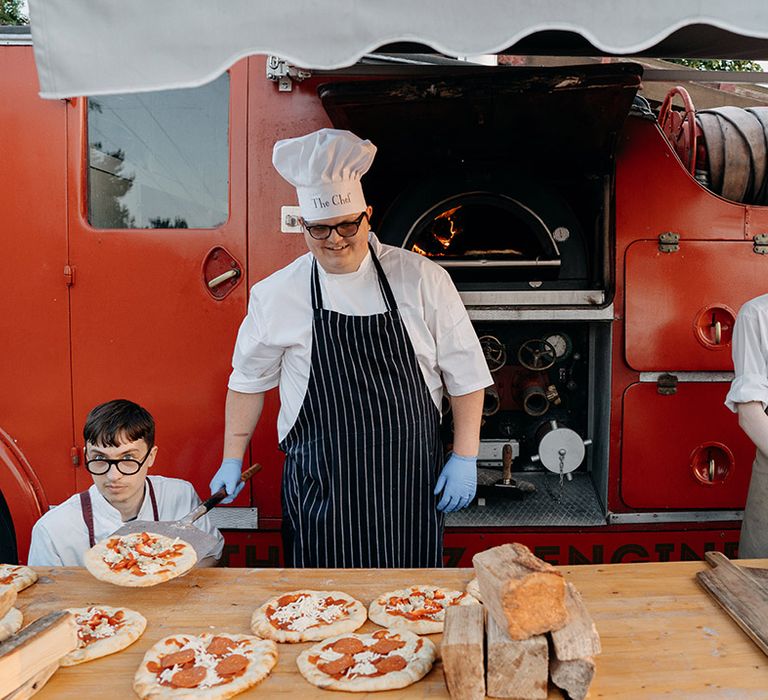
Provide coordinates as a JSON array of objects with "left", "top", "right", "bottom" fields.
[
  {"left": 209, "top": 128, "right": 492, "bottom": 568},
  {"left": 28, "top": 399, "right": 224, "bottom": 566},
  {"left": 726, "top": 293, "right": 768, "bottom": 558}
]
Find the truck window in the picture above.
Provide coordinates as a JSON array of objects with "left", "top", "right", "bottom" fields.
[{"left": 86, "top": 73, "right": 229, "bottom": 229}]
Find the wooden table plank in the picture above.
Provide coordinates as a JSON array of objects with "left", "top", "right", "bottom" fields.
[{"left": 12, "top": 562, "right": 768, "bottom": 699}]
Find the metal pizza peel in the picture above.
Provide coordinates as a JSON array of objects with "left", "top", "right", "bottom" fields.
[{"left": 108, "top": 464, "right": 261, "bottom": 561}]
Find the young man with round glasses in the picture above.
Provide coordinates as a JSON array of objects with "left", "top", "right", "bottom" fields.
[
  {"left": 209, "top": 128, "right": 492, "bottom": 568},
  {"left": 28, "top": 399, "right": 224, "bottom": 566}
]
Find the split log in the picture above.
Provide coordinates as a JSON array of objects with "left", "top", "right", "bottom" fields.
[
  {"left": 486, "top": 613, "right": 548, "bottom": 699},
  {"left": 549, "top": 656, "right": 595, "bottom": 700},
  {"left": 442, "top": 605, "right": 485, "bottom": 700},
  {"left": 473, "top": 543, "right": 568, "bottom": 640},
  {"left": 550, "top": 582, "right": 601, "bottom": 660}
]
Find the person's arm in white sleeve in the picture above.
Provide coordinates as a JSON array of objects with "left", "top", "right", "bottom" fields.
[
  {"left": 726, "top": 306, "right": 768, "bottom": 412},
  {"left": 737, "top": 402, "right": 768, "bottom": 457},
  {"left": 427, "top": 265, "right": 493, "bottom": 397},
  {"left": 211, "top": 286, "right": 282, "bottom": 501},
  {"left": 27, "top": 521, "right": 64, "bottom": 567}
]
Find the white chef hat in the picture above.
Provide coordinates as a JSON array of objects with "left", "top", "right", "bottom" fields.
[{"left": 272, "top": 128, "right": 377, "bottom": 222}]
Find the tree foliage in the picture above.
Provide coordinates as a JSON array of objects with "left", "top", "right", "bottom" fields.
[
  {"left": 1, "top": 0, "right": 28, "bottom": 25},
  {"left": 665, "top": 58, "right": 763, "bottom": 72}
]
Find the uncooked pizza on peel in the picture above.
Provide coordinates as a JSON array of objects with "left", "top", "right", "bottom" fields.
[
  {"left": 61, "top": 605, "right": 147, "bottom": 666},
  {"left": 134, "top": 633, "right": 277, "bottom": 700},
  {"left": 251, "top": 589, "right": 366, "bottom": 642},
  {"left": 297, "top": 629, "right": 436, "bottom": 692},
  {"left": 84, "top": 531, "right": 196, "bottom": 587},
  {"left": 368, "top": 584, "right": 481, "bottom": 634}
]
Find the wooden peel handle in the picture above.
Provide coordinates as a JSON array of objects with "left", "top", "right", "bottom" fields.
[{"left": 190, "top": 464, "right": 262, "bottom": 521}]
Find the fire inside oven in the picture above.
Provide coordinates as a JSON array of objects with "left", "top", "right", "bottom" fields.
[{"left": 402, "top": 193, "right": 560, "bottom": 282}]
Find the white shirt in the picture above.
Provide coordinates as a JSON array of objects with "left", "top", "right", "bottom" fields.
[
  {"left": 229, "top": 233, "right": 493, "bottom": 441},
  {"left": 27, "top": 475, "right": 224, "bottom": 566},
  {"left": 725, "top": 293, "right": 768, "bottom": 412}
]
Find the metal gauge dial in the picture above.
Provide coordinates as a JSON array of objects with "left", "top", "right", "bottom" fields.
[{"left": 544, "top": 332, "right": 572, "bottom": 361}]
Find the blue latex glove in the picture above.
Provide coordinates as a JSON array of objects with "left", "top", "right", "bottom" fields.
[
  {"left": 434, "top": 453, "right": 477, "bottom": 512},
  {"left": 209, "top": 458, "right": 245, "bottom": 504}
]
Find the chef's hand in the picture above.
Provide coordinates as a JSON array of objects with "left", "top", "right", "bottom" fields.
[
  {"left": 434, "top": 454, "right": 477, "bottom": 512},
  {"left": 209, "top": 458, "right": 245, "bottom": 504}
]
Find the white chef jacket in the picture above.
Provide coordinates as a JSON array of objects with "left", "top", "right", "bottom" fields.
[
  {"left": 725, "top": 293, "right": 768, "bottom": 412},
  {"left": 229, "top": 232, "right": 493, "bottom": 442},
  {"left": 27, "top": 475, "right": 224, "bottom": 566}
]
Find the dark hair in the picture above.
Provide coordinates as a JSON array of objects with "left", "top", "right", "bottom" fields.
[{"left": 83, "top": 399, "right": 155, "bottom": 448}]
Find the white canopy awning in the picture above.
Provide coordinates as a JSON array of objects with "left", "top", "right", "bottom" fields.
[{"left": 27, "top": 0, "right": 768, "bottom": 99}]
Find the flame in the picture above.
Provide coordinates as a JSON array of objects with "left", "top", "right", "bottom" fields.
[{"left": 433, "top": 206, "right": 462, "bottom": 249}]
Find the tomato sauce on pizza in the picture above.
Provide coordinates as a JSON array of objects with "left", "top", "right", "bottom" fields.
[{"left": 103, "top": 532, "right": 185, "bottom": 577}]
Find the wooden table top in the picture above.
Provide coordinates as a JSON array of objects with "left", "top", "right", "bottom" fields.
[{"left": 14, "top": 561, "right": 768, "bottom": 699}]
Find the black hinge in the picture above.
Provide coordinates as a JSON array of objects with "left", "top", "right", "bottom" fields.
[
  {"left": 64, "top": 265, "right": 76, "bottom": 286},
  {"left": 658, "top": 232, "right": 680, "bottom": 253},
  {"left": 754, "top": 233, "right": 768, "bottom": 255},
  {"left": 657, "top": 373, "right": 678, "bottom": 395}
]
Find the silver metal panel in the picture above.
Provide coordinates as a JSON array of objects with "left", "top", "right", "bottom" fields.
[
  {"left": 467, "top": 304, "right": 614, "bottom": 322},
  {"left": 460, "top": 290, "right": 607, "bottom": 307},
  {"left": 608, "top": 510, "right": 743, "bottom": 524},
  {"left": 446, "top": 470, "right": 606, "bottom": 527},
  {"left": 207, "top": 507, "right": 259, "bottom": 529},
  {"left": 0, "top": 34, "right": 32, "bottom": 45},
  {"left": 639, "top": 371, "right": 734, "bottom": 383},
  {"left": 439, "top": 260, "right": 561, "bottom": 268}
]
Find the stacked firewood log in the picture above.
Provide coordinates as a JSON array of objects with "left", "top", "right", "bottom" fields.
[{"left": 442, "top": 543, "right": 601, "bottom": 700}]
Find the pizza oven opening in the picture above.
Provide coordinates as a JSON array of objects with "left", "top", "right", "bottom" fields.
[{"left": 401, "top": 193, "right": 560, "bottom": 283}]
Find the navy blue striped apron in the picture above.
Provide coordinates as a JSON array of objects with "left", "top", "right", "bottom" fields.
[{"left": 279, "top": 244, "right": 443, "bottom": 568}]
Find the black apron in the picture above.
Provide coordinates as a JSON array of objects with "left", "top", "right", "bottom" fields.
[
  {"left": 79, "top": 477, "right": 159, "bottom": 547},
  {"left": 279, "top": 244, "right": 443, "bottom": 568}
]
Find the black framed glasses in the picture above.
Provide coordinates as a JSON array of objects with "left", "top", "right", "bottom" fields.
[
  {"left": 303, "top": 212, "right": 368, "bottom": 240},
  {"left": 85, "top": 448, "right": 153, "bottom": 475}
]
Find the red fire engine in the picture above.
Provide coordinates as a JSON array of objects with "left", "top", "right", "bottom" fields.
[{"left": 2, "top": 25, "right": 767, "bottom": 567}]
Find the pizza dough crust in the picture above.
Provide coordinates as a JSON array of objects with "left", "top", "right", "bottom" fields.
[
  {"left": 0, "top": 607, "right": 22, "bottom": 642},
  {"left": 250, "top": 589, "right": 366, "bottom": 643},
  {"left": 0, "top": 564, "right": 39, "bottom": 593},
  {"left": 133, "top": 633, "right": 277, "bottom": 700},
  {"left": 0, "top": 585, "right": 16, "bottom": 620},
  {"left": 297, "top": 629, "right": 436, "bottom": 692},
  {"left": 61, "top": 606, "right": 147, "bottom": 666},
  {"left": 368, "top": 585, "right": 481, "bottom": 634},
  {"left": 84, "top": 532, "right": 197, "bottom": 587}
]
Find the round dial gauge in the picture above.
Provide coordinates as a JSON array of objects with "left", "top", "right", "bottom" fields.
[{"left": 544, "top": 332, "right": 572, "bottom": 361}]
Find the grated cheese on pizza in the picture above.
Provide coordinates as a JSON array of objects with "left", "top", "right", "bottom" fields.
[
  {"left": 268, "top": 593, "right": 349, "bottom": 632},
  {"left": 382, "top": 588, "right": 466, "bottom": 621},
  {"left": 102, "top": 532, "right": 185, "bottom": 576},
  {"left": 154, "top": 636, "right": 249, "bottom": 689},
  {"left": 74, "top": 607, "right": 125, "bottom": 645}
]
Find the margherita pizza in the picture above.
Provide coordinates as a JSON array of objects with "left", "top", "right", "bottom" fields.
[
  {"left": 368, "top": 585, "right": 481, "bottom": 634},
  {"left": 251, "top": 590, "right": 366, "bottom": 643},
  {"left": 0, "top": 607, "right": 22, "bottom": 642},
  {"left": 297, "top": 629, "right": 436, "bottom": 692},
  {"left": 60, "top": 605, "right": 147, "bottom": 666},
  {"left": 84, "top": 531, "right": 197, "bottom": 587},
  {"left": 0, "top": 564, "right": 38, "bottom": 592},
  {"left": 133, "top": 633, "right": 277, "bottom": 700}
]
